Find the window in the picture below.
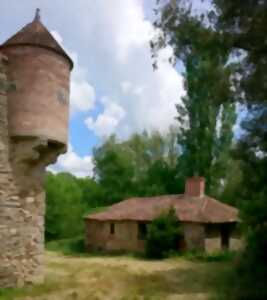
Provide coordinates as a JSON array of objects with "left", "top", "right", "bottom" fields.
[
  {"left": 138, "top": 223, "right": 147, "bottom": 240},
  {"left": 110, "top": 223, "right": 115, "bottom": 235}
]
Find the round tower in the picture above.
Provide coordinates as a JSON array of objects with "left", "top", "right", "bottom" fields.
[
  {"left": 0, "top": 10, "right": 72, "bottom": 287},
  {"left": 0, "top": 8, "right": 73, "bottom": 147}
]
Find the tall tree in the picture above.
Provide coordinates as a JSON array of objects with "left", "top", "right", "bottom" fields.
[
  {"left": 152, "top": 8, "right": 237, "bottom": 194},
  {"left": 153, "top": 1, "right": 267, "bottom": 298},
  {"left": 212, "top": 1, "right": 267, "bottom": 298}
]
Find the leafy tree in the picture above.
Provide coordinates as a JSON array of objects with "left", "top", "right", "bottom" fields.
[
  {"left": 213, "top": 2, "right": 267, "bottom": 298},
  {"left": 77, "top": 177, "right": 105, "bottom": 208},
  {"left": 45, "top": 172, "right": 86, "bottom": 240},
  {"left": 93, "top": 135, "right": 135, "bottom": 204},
  {"left": 145, "top": 207, "right": 182, "bottom": 259},
  {"left": 93, "top": 128, "right": 181, "bottom": 203},
  {"left": 152, "top": 6, "right": 237, "bottom": 195},
  {"left": 153, "top": 1, "right": 267, "bottom": 298}
]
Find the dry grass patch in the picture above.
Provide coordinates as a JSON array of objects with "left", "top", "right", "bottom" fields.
[{"left": 0, "top": 251, "right": 230, "bottom": 300}]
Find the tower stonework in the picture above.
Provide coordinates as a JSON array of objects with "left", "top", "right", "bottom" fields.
[{"left": 0, "top": 12, "right": 72, "bottom": 287}]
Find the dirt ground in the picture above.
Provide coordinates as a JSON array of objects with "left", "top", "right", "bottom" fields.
[{"left": 0, "top": 251, "right": 229, "bottom": 300}]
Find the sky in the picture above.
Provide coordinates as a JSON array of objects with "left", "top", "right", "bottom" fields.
[
  {"left": 1, "top": 0, "right": 218, "bottom": 178},
  {"left": 0, "top": 0, "right": 188, "bottom": 177}
]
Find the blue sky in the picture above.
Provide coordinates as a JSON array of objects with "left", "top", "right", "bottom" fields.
[{"left": 0, "top": 0, "right": 187, "bottom": 177}]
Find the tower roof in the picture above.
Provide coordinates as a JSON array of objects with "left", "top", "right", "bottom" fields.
[{"left": 0, "top": 9, "right": 73, "bottom": 69}]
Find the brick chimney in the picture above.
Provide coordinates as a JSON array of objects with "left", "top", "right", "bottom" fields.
[{"left": 185, "top": 177, "right": 205, "bottom": 197}]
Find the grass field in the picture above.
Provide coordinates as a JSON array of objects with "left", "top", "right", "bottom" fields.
[{"left": 0, "top": 251, "right": 231, "bottom": 300}]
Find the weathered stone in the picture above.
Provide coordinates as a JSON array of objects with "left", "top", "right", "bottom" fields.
[{"left": 0, "top": 11, "right": 71, "bottom": 288}]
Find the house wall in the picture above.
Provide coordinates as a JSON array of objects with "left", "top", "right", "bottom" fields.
[
  {"left": 85, "top": 220, "right": 242, "bottom": 254},
  {"left": 85, "top": 220, "right": 145, "bottom": 253},
  {"left": 205, "top": 223, "right": 243, "bottom": 253},
  {"left": 85, "top": 221, "right": 207, "bottom": 253},
  {"left": 183, "top": 223, "right": 205, "bottom": 251}
]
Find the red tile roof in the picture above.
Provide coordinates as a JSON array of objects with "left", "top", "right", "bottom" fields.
[
  {"left": 0, "top": 14, "right": 73, "bottom": 69},
  {"left": 85, "top": 194, "right": 239, "bottom": 224}
]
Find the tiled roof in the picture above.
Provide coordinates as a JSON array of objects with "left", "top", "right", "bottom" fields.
[
  {"left": 85, "top": 194, "right": 239, "bottom": 224},
  {"left": 0, "top": 14, "right": 73, "bottom": 69}
]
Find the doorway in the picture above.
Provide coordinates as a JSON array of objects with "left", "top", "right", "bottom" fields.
[{"left": 221, "top": 224, "right": 230, "bottom": 250}]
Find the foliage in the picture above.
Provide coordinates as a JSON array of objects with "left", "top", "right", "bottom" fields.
[
  {"left": 93, "top": 128, "right": 182, "bottom": 204},
  {"left": 183, "top": 250, "right": 236, "bottom": 263},
  {"left": 145, "top": 207, "right": 182, "bottom": 259},
  {"left": 46, "top": 237, "right": 86, "bottom": 256},
  {"left": 93, "top": 135, "right": 136, "bottom": 204},
  {"left": 45, "top": 172, "right": 86, "bottom": 241},
  {"left": 151, "top": 5, "right": 237, "bottom": 195},
  {"left": 213, "top": 1, "right": 267, "bottom": 299},
  {"left": 77, "top": 177, "right": 106, "bottom": 208},
  {"left": 45, "top": 171, "right": 108, "bottom": 241},
  {"left": 152, "top": 0, "right": 267, "bottom": 298}
]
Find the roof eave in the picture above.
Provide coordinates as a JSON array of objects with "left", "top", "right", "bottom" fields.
[{"left": 0, "top": 43, "right": 73, "bottom": 70}]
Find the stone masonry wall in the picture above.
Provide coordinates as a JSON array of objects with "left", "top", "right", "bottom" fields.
[
  {"left": 85, "top": 220, "right": 145, "bottom": 253},
  {"left": 183, "top": 223, "right": 205, "bottom": 251},
  {"left": 0, "top": 53, "right": 24, "bottom": 287},
  {"left": 0, "top": 53, "right": 65, "bottom": 288}
]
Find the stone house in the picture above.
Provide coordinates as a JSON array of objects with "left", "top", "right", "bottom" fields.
[{"left": 85, "top": 177, "right": 241, "bottom": 253}]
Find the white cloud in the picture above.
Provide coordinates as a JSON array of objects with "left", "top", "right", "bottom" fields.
[
  {"left": 85, "top": 97, "right": 126, "bottom": 138},
  {"left": 113, "top": 0, "right": 155, "bottom": 62},
  {"left": 121, "top": 81, "right": 133, "bottom": 94},
  {"left": 51, "top": 30, "right": 95, "bottom": 115},
  {"left": 80, "top": 0, "right": 185, "bottom": 138},
  {"left": 48, "top": 144, "right": 94, "bottom": 178}
]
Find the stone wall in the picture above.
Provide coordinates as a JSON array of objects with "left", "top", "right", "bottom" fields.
[
  {"left": 0, "top": 53, "right": 22, "bottom": 287},
  {"left": 85, "top": 220, "right": 145, "bottom": 253},
  {"left": 0, "top": 53, "right": 65, "bottom": 288},
  {"left": 85, "top": 219, "right": 242, "bottom": 254},
  {"left": 183, "top": 223, "right": 205, "bottom": 251}
]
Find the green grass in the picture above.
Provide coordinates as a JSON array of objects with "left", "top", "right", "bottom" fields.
[
  {"left": 0, "top": 279, "right": 59, "bottom": 300},
  {"left": 181, "top": 250, "right": 237, "bottom": 262},
  {"left": 46, "top": 237, "right": 238, "bottom": 264}
]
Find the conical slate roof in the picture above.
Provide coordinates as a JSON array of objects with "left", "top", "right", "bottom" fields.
[{"left": 0, "top": 9, "right": 73, "bottom": 69}]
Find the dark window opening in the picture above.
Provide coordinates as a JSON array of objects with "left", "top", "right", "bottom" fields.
[
  {"left": 221, "top": 225, "right": 230, "bottom": 250},
  {"left": 110, "top": 223, "right": 115, "bottom": 235},
  {"left": 138, "top": 223, "right": 147, "bottom": 240}
]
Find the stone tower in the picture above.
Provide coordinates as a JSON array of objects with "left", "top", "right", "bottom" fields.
[{"left": 0, "top": 10, "right": 73, "bottom": 287}]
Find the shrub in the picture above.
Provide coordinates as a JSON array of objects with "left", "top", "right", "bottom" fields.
[
  {"left": 145, "top": 207, "right": 182, "bottom": 259},
  {"left": 46, "top": 237, "right": 86, "bottom": 255},
  {"left": 184, "top": 250, "right": 237, "bottom": 262}
]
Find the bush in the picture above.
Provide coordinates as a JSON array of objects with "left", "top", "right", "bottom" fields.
[
  {"left": 145, "top": 207, "right": 182, "bottom": 259},
  {"left": 46, "top": 237, "right": 86, "bottom": 255}
]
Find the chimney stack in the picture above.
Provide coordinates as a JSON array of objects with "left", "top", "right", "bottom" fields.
[{"left": 185, "top": 177, "right": 205, "bottom": 197}]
